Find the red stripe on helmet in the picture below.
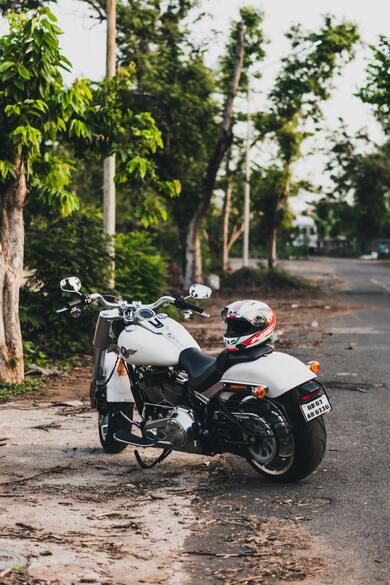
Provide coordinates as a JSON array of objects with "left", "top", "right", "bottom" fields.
[{"left": 240, "top": 312, "right": 276, "bottom": 347}]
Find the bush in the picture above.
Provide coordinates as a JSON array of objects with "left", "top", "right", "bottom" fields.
[
  {"left": 115, "top": 232, "right": 166, "bottom": 303},
  {"left": 221, "top": 266, "right": 312, "bottom": 291},
  {"left": 22, "top": 213, "right": 167, "bottom": 360},
  {"left": 22, "top": 212, "right": 111, "bottom": 358}
]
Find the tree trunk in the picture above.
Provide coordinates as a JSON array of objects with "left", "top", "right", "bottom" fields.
[
  {"left": 227, "top": 223, "right": 244, "bottom": 255},
  {"left": 0, "top": 158, "right": 27, "bottom": 383},
  {"left": 267, "top": 166, "right": 292, "bottom": 271},
  {"left": 267, "top": 225, "right": 277, "bottom": 270},
  {"left": 183, "top": 22, "right": 245, "bottom": 287},
  {"left": 184, "top": 214, "right": 202, "bottom": 287},
  {"left": 222, "top": 156, "right": 233, "bottom": 273},
  {"left": 104, "top": 0, "right": 117, "bottom": 289}
]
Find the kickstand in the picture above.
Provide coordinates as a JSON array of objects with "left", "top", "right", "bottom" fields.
[{"left": 134, "top": 448, "right": 172, "bottom": 469}]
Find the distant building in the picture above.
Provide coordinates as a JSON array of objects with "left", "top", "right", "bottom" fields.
[{"left": 292, "top": 215, "right": 318, "bottom": 252}]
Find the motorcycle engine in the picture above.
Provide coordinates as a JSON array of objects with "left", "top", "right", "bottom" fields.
[
  {"left": 137, "top": 367, "right": 187, "bottom": 406},
  {"left": 143, "top": 406, "right": 201, "bottom": 453}
]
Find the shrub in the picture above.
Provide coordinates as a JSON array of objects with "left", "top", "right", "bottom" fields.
[
  {"left": 22, "top": 213, "right": 167, "bottom": 360},
  {"left": 221, "top": 266, "right": 312, "bottom": 291},
  {"left": 22, "top": 212, "right": 111, "bottom": 358},
  {"left": 115, "top": 232, "right": 166, "bottom": 303}
]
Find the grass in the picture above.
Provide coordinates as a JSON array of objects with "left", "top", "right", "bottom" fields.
[
  {"left": 15, "top": 565, "right": 27, "bottom": 577},
  {"left": 222, "top": 265, "right": 313, "bottom": 291},
  {"left": 0, "top": 376, "right": 44, "bottom": 402}
]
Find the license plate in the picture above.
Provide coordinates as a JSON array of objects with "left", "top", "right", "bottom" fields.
[{"left": 300, "top": 394, "right": 332, "bottom": 422}]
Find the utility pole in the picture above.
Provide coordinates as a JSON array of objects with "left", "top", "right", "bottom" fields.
[
  {"left": 243, "top": 81, "right": 251, "bottom": 267},
  {"left": 104, "top": 0, "right": 116, "bottom": 288}
]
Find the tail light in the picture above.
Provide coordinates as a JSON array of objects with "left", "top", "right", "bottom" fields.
[{"left": 298, "top": 380, "right": 323, "bottom": 402}]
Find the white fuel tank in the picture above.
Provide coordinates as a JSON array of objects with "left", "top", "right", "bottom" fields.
[{"left": 117, "top": 317, "right": 200, "bottom": 367}]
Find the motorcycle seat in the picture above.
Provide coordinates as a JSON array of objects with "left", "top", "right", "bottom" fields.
[{"left": 179, "top": 344, "right": 273, "bottom": 393}]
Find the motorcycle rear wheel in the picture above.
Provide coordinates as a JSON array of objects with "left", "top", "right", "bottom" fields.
[
  {"left": 98, "top": 402, "right": 134, "bottom": 454},
  {"left": 247, "top": 390, "right": 327, "bottom": 482}
]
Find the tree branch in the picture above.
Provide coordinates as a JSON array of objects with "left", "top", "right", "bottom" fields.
[{"left": 195, "top": 21, "right": 245, "bottom": 226}]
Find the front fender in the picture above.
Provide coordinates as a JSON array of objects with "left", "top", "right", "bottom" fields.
[
  {"left": 103, "top": 351, "right": 134, "bottom": 403},
  {"left": 203, "top": 351, "right": 316, "bottom": 399}
]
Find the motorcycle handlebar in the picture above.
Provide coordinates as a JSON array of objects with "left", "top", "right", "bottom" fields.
[
  {"left": 172, "top": 296, "right": 209, "bottom": 317},
  {"left": 181, "top": 301, "right": 205, "bottom": 314},
  {"left": 56, "top": 297, "right": 84, "bottom": 313},
  {"left": 57, "top": 290, "right": 209, "bottom": 317},
  {"left": 88, "top": 293, "right": 121, "bottom": 308}
]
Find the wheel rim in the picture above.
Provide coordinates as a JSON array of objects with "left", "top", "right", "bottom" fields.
[
  {"left": 249, "top": 431, "right": 295, "bottom": 475},
  {"left": 244, "top": 402, "right": 295, "bottom": 476},
  {"left": 249, "top": 452, "right": 294, "bottom": 476},
  {"left": 248, "top": 436, "right": 277, "bottom": 465},
  {"left": 99, "top": 413, "right": 109, "bottom": 441}
]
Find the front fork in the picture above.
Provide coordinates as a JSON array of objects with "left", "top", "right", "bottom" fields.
[{"left": 90, "top": 346, "right": 105, "bottom": 409}]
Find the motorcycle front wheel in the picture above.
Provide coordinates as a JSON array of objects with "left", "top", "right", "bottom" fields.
[
  {"left": 246, "top": 390, "right": 327, "bottom": 482},
  {"left": 98, "top": 402, "right": 134, "bottom": 454}
]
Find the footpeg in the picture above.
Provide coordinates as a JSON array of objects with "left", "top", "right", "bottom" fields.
[{"left": 114, "top": 429, "right": 156, "bottom": 447}]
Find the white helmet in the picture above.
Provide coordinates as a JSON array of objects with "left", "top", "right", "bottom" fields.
[{"left": 221, "top": 300, "right": 276, "bottom": 352}]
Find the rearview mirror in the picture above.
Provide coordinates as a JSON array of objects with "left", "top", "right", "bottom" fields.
[
  {"left": 60, "top": 276, "right": 81, "bottom": 293},
  {"left": 189, "top": 283, "right": 212, "bottom": 299}
]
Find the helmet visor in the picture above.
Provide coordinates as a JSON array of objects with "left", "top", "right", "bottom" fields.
[{"left": 225, "top": 317, "right": 253, "bottom": 337}]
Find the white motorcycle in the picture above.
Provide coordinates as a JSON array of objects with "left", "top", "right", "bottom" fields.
[{"left": 57, "top": 277, "right": 331, "bottom": 482}]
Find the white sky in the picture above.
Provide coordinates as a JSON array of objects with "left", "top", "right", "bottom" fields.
[{"left": 1, "top": 0, "right": 388, "bottom": 211}]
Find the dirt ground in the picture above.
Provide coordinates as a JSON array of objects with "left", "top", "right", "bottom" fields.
[{"left": 0, "top": 288, "right": 348, "bottom": 585}]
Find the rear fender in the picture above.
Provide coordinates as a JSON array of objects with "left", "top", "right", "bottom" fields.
[{"left": 203, "top": 351, "right": 316, "bottom": 399}]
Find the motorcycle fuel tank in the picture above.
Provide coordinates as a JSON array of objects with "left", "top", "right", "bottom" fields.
[{"left": 117, "top": 316, "right": 200, "bottom": 366}]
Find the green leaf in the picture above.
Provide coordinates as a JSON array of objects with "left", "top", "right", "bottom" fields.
[
  {"left": 59, "top": 192, "right": 80, "bottom": 217},
  {"left": 14, "top": 78, "right": 25, "bottom": 90},
  {"left": 17, "top": 64, "right": 30, "bottom": 80},
  {"left": 4, "top": 104, "right": 21, "bottom": 116},
  {"left": 127, "top": 156, "right": 148, "bottom": 179},
  {"left": 0, "top": 61, "right": 14, "bottom": 73},
  {"left": 0, "top": 160, "right": 16, "bottom": 180},
  {"left": 42, "top": 8, "right": 58, "bottom": 23},
  {"left": 173, "top": 179, "right": 182, "bottom": 196}
]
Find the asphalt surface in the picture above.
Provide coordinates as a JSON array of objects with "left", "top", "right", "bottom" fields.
[
  {"left": 190, "top": 258, "right": 390, "bottom": 585},
  {"left": 283, "top": 258, "right": 390, "bottom": 584}
]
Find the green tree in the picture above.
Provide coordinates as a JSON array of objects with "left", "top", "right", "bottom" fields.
[
  {"left": 84, "top": 0, "right": 219, "bottom": 280},
  {"left": 92, "top": 2, "right": 265, "bottom": 284},
  {"left": 318, "top": 123, "right": 390, "bottom": 248},
  {"left": 253, "top": 16, "right": 359, "bottom": 269},
  {"left": 0, "top": 8, "right": 174, "bottom": 383},
  {"left": 184, "top": 7, "right": 265, "bottom": 285},
  {"left": 358, "top": 36, "right": 390, "bottom": 134},
  {"left": 354, "top": 143, "right": 390, "bottom": 247}
]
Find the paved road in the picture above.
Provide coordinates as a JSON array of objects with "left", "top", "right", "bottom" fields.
[
  {"left": 190, "top": 258, "right": 390, "bottom": 585},
  {"left": 285, "top": 258, "right": 390, "bottom": 583}
]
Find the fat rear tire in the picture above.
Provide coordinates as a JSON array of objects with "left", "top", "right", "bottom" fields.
[
  {"left": 248, "top": 389, "right": 327, "bottom": 482},
  {"left": 98, "top": 402, "right": 134, "bottom": 454}
]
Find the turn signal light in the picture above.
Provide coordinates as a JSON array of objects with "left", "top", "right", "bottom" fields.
[
  {"left": 117, "top": 359, "right": 126, "bottom": 377},
  {"left": 308, "top": 360, "right": 321, "bottom": 374},
  {"left": 252, "top": 385, "right": 268, "bottom": 399}
]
